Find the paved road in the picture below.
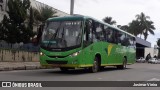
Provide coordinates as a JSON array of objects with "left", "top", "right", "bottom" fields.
[{"left": 0, "top": 63, "right": 160, "bottom": 90}]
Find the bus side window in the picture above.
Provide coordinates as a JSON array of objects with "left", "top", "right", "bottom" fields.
[
  {"left": 83, "top": 19, "right": 93, "bottom": 47},
  {"left": 99, "top": 24, "right": 105, "bottom": 41},
  {"left": 115, "top": 30, "right": 122, "bottom": 44},
  {"left": 133, "top": 37, "right": 136, "bottom": 48},
  {"left": 114, "top": 29, "right": 124, "bottom": 44},
  {"left": 95, "top": 22, "right": 104, "bottom": 41},
  {"left": 106, "top": 28, "right": 114, "bottom": 43},
  {"left": 120, "top": 33, "right": 126, "bottom": 46},
  {"left": 104, "top": 25, "right": 108, "bottom": 42},
  {"left": 88, "top": 20, "right": 93, "bottom": 42},
  {"left": 129, "top": 36, "right": 135, "bottom": 47},
  {"left": 124, "top": 35, "right": 130, "bottom": 46}
]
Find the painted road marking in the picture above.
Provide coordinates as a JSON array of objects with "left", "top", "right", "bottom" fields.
[{"left": 147, "top": 78, "right": 160, "bottom": 81}]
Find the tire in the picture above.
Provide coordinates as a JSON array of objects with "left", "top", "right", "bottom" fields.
[
  {"left": 89, "top": 57, "right": 99, "bottom": 73},
  {"left": 60, "top": 67, "right": 68, "bottom": 72},
  {"left": 100, "top": 66, "right": 105, "bottom": 70},
  {"left": 117, "top": 58, "right": 127, "bottom": 69}
]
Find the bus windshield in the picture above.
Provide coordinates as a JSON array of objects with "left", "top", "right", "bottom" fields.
[{"left": 41, "top": 20, "right": 82, "bottom": 51}]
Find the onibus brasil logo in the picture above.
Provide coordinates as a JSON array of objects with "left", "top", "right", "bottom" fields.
[{"left": 1, "top": 82, "right": 42, "bottom": 87}]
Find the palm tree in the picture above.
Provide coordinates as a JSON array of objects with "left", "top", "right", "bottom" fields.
[
  {"left": 135, "top": 12, "right": 155, "bottom": 40},
  {"left": 31, "top": 6, "right": 57, "bottom": 45},
  {"left": 33, "top": 6, "right": 57, "bottom": 24},
  {"left": 117, "top": 25, "right": 129, "bottom": 31},
  {"left": 128, "top": 20, "right": 141, "bottom": 36},
  {"left": 157, "top": 39, "right": 160, "bottom": 58},
  {"left": 142, "top": 20, "right": 155, "bottom": 40},
  {"left": 103, "top": 16, "right": 116, "bottom": 25}
]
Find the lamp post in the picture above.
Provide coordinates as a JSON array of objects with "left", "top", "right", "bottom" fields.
[{"left": 70, "top": 0, "right": 74, "bottom": 15}]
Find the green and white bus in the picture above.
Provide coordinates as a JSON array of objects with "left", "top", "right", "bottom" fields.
[{"left": 39, "top": 15, "right": 136, "bottom": 72}]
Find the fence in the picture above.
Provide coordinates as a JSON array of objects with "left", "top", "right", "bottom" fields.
[
  {"left": 0, "top": 49, "right": 39, "bottom": 62},
  {"left": 0, "top": 41, "right": 40, "bottom": 62}
]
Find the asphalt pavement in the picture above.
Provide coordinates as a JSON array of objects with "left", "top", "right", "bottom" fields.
[{"left": 0, "top": 63, "right": 160, "bottom": 90}]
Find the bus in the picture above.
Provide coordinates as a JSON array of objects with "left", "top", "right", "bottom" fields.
[{"left": 39, "top": 15, "right": 136, "bottom": 73}]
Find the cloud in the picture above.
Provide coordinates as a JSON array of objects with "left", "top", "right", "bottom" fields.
[{"left": 37, "top": 0, "right": 160, "bottom": 47}]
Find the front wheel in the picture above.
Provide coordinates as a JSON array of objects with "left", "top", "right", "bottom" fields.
[
  {"left": 89, "top": 57, "right": 99, "bottom": 73},
  {"left": 60, "top": 67, "right": 68, "bottom": 72}
]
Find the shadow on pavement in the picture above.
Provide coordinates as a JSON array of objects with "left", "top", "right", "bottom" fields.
[{"left": 45, "top": 67, "right": 132, "bottom": 75}]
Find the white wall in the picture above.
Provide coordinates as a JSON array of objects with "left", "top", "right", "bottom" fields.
[
  {"left": 30, "top": 0, "right": 69, "bottom": 17},
  {"left": 145, "top": 48, "right": 158, "bottom": 58},
  {"left": 0, "top": 14, "right": 3, "bottom": 21},
  {"left": 0, "top": 0, "right": 7, "bottom": 22},
  {"left": 30, "top": 0, "right": 69, "bottom": 32}
]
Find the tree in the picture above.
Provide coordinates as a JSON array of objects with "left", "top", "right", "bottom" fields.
[
  {"left": 33, "top": 6, "right": 57, "bottom": 24},
  {"left": 142, "top": 20, "right": 155, "bottom": 40},
  {"left": 117, "top": 25, "right": 129, "bottom": 31},
  {"left": 103, "top": 16, "right": 116, "bottom": 25},
  {"left": 28, "top": 6, "right": 34, "bottom": 31},
  {"left": 0, "top": 22, "right": 3, "bottom": 40},
  {"left": 122, "top": 12, "right": 156, "bottom": 39},
  {"left": 135, "top": 12, "right": 155, "bottom": 40},
  {"left": 31, "top": 6, "right": 57, "bottom": 45},
  {"left": 157, "top": 39, "right": 160, "bottom": 58},
  {"left": 128, "top": 20, "right": 142, "bottom": 36},
  {"left": 1, "top": 0, "right": 34, "bottom": 44}
]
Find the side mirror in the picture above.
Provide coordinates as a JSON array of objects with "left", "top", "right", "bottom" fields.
[
  {"left": 31, "top": 36, "right": 38, "bottom": 46},
  {"left": 32, "top": 24, "right": 44, "bottom": 46}
]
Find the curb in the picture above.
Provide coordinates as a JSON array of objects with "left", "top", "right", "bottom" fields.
[
  {"left": 0, "top": 66, "right": 44, "bottom": 71},
  {"left": 0, "top": 62, "right": 48, "bottom": 71}
]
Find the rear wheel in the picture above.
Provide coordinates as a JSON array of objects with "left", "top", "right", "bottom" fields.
[
  {"left": 100, "top": 66, "right": 105, "bottom": 70},
  {"left": 89, "top": 57, "right": 99, "bottom": 73},
  {"left": 117, "top": 58, "right": 127, "bottom": 69}
]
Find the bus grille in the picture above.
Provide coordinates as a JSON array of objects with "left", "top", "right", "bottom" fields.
[
  {"left": 47, "top": 56, "right": 68, "bottom": 58},
  {"left": 46, "top": 60, "right": 67, "bottom": 64}
]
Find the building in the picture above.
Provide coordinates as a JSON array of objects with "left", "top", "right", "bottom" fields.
[
  {"left": 0, "top": 0, "right": 8, "bottom": 21},
  {"left": 135, "top": 37, "right": 159, "bottom": 59},
  {"left": 136, "top": 37, "right": 151, "bottom": 58},
  {"left": 0, "top": 0, "right": 69, "bottom": 51},
  {"left": 30, "top": 0, "right": 69, "bottom": 17},
  {"left": 30, "top": 0, "right": 69, "bottom": 32},
  {"left": 0, "top": 0, "right": 69, "bottom": 33},
  {"left": 0, "top": 0, "right": 69, "bottom": 22}
]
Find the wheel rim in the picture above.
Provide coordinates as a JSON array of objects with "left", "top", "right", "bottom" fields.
[
  {"left": 123, "top": 60, "right": 127, "bottom": 69},
  {"left": 92, "top": 60, "right": 98, "bottom": 72}
]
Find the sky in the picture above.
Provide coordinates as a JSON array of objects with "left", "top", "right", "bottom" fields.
[{"left": 37, "top": 0, "right": 160, "bottom": 47}]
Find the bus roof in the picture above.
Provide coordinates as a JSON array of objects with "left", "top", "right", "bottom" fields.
[
  {"left": 48, "top": 15, "right": 135, "bottom": 37},
  {"left": 48, "top": 15, "right": 84, "bottom": 21}
]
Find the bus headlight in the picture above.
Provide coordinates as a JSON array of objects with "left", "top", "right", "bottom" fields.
[
  {"left": 40, "top": 52, "right": 45, "bottom": 56},
  {"left": 70, "top": 51, "right": 81, "bottom": 57}
]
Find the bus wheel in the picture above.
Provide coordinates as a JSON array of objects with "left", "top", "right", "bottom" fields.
[
  {"left": 117, "top": 58, "right": 127, "bottom": 69},
  {"left": 60, "top": 67, "right": 68, "bottom": 72},
  {"left": 100, "top": 66, "right": 105, "bottom": 70},
  {"left": 89, "top": 57, "right": 99, "bottom": 73}
]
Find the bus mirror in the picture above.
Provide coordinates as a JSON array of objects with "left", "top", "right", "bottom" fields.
[
  {"left": 31, "top": 35, "right": 38, "bottom": 46},
  {"left": 33, "top": 24, "right": 44, "bottom": 46}
]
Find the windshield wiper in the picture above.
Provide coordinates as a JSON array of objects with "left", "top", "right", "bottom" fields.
[{"left": 47, "top": 22, "right": 62, "bottom": 49}]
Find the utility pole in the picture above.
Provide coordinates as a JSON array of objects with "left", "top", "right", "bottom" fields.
[{"left": 70, "top": 0, "right": 74, "bottom": 15}]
